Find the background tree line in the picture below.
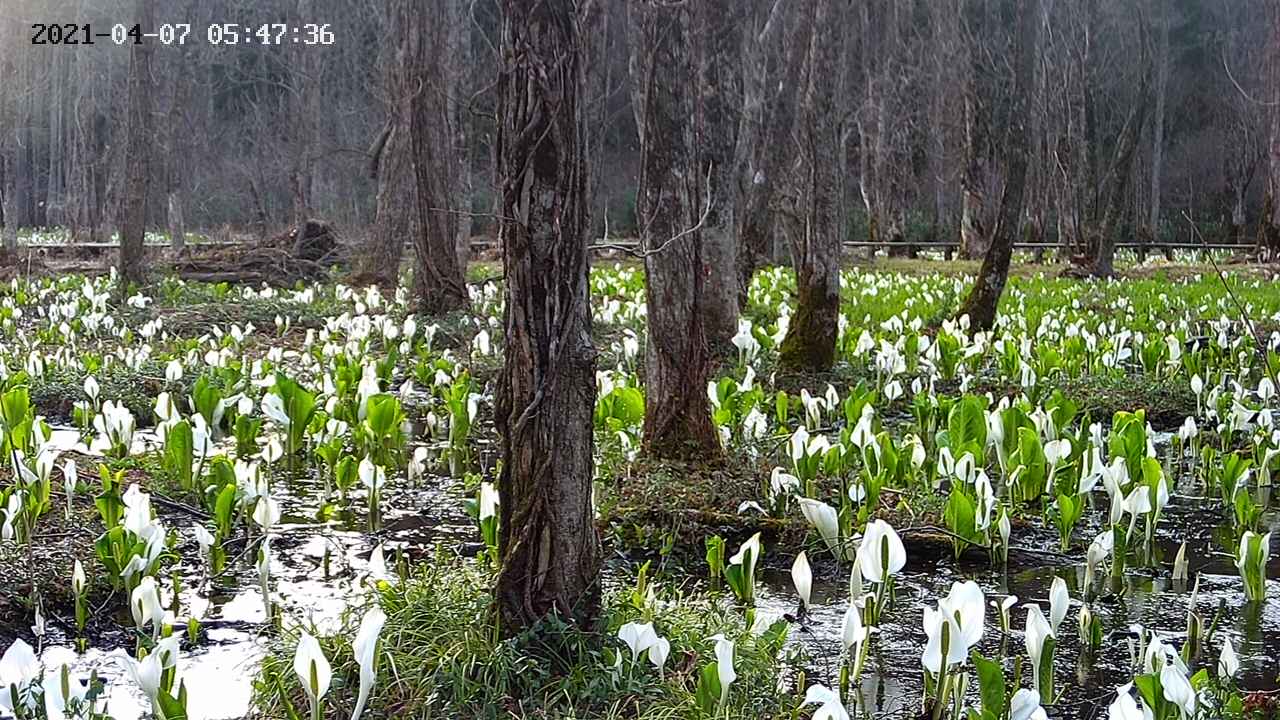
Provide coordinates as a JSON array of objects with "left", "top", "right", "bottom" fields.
[
  {"left": 3, "top": 0, "right": 1280, "bottom": 638},
  {"left": 2, "top": 0, "right": 1279, "bottom": 267}
]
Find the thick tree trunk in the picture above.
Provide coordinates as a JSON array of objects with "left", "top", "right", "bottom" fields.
[
  {"left": 631, "top": 0, "right": 722, "bottom": 460},
  {"left": 778, "top": 0, "right": 843, "bottom": 372},
  {"left": 117, "top": 0, "right": 154, "bottom": 287},
  {"left": 362, "top": 122, "right": 409, "bottom": 287},
  {"left": 737, "top": 1, "right": 808, "bottom": 298},
  {"left": 695, "top": 0, "right": 742, "bottom": 353},
  {"left": 359, "top": 8, "right": 413, "bottom": 289},
  {"left": 404, "top": 0, "right": 469, "bottom": 313},
  {"left": 957, "top": 0, "right": 1040, "bottom": 331},
  {"left": 493, "top": 0, "right": 601, "bottom": 633}
]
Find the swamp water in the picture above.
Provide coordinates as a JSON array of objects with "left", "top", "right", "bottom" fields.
[{"left": 12, "top": 437, "right": 1280, "bottom": 720}]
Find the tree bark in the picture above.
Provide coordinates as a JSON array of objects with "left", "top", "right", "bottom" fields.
[
  {"left": 1, "top": 156, "right": 15, "bottom": 253},
  {"left": 1147, "top": 4, "right": 1169, "bottom": 243},
  {"left": 362, "top": 121, "right": 409, "bottom": 287},
  {"left": 167, "top": 191, "right": 186, "bottom": 253},
  {"left": 778, "top": 0, "right": 843, "bottom": 372},
  {"left": 1, "top": 33, "right": 15, "bottom": 253},
  {"left": 957, "top": 0, "right": 1040, "bottom": 331},
  {"left": 1265, "top": 0, "right": 1280, "bottom": 258},
  {"left": 737, "top": 1, "right": 808, "bottom": 298},
  {"left": 448, "top": 0, "right": 473, "bottom": 270},
  {"left": 694, "top": 0, "right": 742, "bottom": 353},
  {"left": 359, "top": 4, "right": 414, "bottom": 289},
  {"left": 1089, "top": 94, "right": 1149, "bottom": 277},
  {"left": 630, "top": 0, "right": 723, "bottom": 460},
  {"left": 289, "top": 0, "right": 317, "bottom": 226},
  {"left": 117, "top": 0, "right": 154, "bottom": 288},
  {"left": 404, "top": 0, "right": 469, "bottom": 313},
  {"left": 166, "top": 37, "right": 188, "bottom": 252},
  {"left": 493, "top": 0, "right": 601, "bottom": 633}
]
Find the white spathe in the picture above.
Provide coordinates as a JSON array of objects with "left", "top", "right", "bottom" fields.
[
  {"left": 858, "top": 519, "right": 906, "bottom": 584},
  {"left": 350, "top": 606, "right": 387, "bottom": 720}
]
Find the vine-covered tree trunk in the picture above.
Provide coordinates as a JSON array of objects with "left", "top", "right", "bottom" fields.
[
  {"left": 957, "top": 0, "right": 1040, "bottom": 330},
  {"left": 493, "top": 0, "right": 601, "bottom": 633},
  {"left": 631, "top": 0, "right": 722, "bottom": 460},
  {"left": 117, "top": 0, "right": 154, "bottom": 287},
  {"left": 695, "top": 0, "right": 741, "bottom": 353},
  {"left": 778, "top": 0, "right": 843, "bottom": 372},
  {"left": 404, "top": 0, "right": 468, "bottom": 313}
]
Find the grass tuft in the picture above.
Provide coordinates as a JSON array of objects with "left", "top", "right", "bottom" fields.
[{"left": 254, "top": 553, "right": 798, "bottom": 720}]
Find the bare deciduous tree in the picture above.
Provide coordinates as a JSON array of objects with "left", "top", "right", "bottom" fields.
[{"left": 493, "top": 0, "right": 601, "bottom": 632}]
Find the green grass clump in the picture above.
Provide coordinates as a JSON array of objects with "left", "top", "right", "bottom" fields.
[{"left": 254, "top": 554, "right": 797, "bottom": 720}]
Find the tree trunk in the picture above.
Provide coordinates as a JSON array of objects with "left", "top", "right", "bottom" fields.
[
  {"left": 630, "top": 0, "right": 722, "bottom": 460},
  {"left": 167, "top": 191, "right": 186, "bottom": 253},
  {"left": 404, "top": 0, "right": 469, "bottom": 313},
  {"left": 1090, "top": 96, "right": 1149, "bottom": 277},
  {"left": 1147, "top": 6, "right": 1169, "bottom": 244},
  {"left": 289, "top": 0, "right": 317, "bottom": 226},
  {"left": 957, "top": 0, "right": 1040, "bottom": 331},
  {"left": 778, "top": 0, "right": 843, "bottom": 372},
  {"left": 362, "top": 122, "right": 409, "bottom": 287},
  {"left": 117, "top": 0, "right": 154, "bottom": 288},
  {"left": 959, "top": 0, "right": 994, "bottom": 261},
  {"left": 493, "top": 0, "right": 601, "bottom": 633},
  {"left": 1, "top": 156, "right": 15, "bottom": 252},
  {"left": 359, "top": 7, "right": 414, "bottom": 289},
  {"left": 737, "top": 1, "right": 809, "bottom": 298},
  {"left": 695, "top": 0, "right": 742, "bottom": 353},
  {"left": 166, "top": 45, "right": 187, "bottom": 252},
  {"left": 46, "top": 50, "right": 67, "bottom": 229},
  {"left": 1265, "top": 0, "right": 1280, "bottom": 258},
  {"left": 449, "top": 0, "right": 473, "bottom": 270}
]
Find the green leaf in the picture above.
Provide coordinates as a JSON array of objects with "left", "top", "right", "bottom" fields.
[
  {"left": 1133, "top": 673, "right": 1162, "bottom": 715},
  {"left": 1037, "top": 636, "right": 1056, "bottom": 704},
  {"left": 947, "top": 396, "right": 988, "bottom": 459},
  {"left": 695, "top": 661, "right": 722, "bottom": 714},
  {"left": 971, "top": 651, "right": 1006, "bottom": 716}
]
